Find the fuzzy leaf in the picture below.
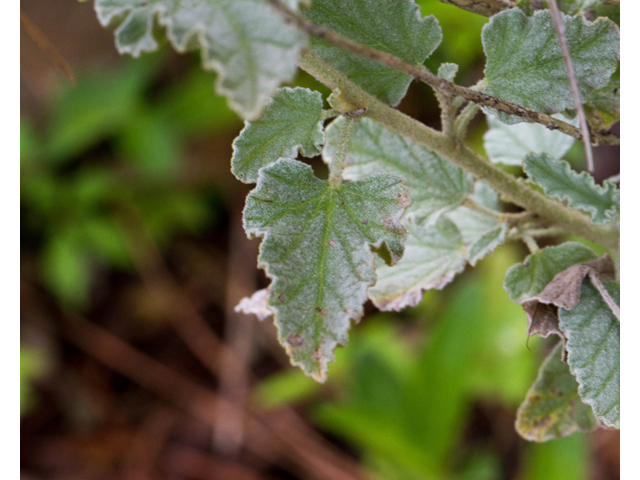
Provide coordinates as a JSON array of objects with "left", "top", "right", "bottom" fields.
[
  {"left": 438, "top": 63, "right": 458, "bottom": 82},
  {"left": 368, "top": 215, "right": 467, "bottom": 311},
  {"left": 324, "top": 117, "right": 472, "bottom": 223},
  {"left": 483, "top": 114, "right": 577, "bottom": 166},
  {"left": 559, "top": 280, "right": 620, "bottom": 428},
  {"left": 94, "top": 0, "right": 306, "bottom": 118},
  {"left": 235, "top": 288, "right": 272, "bottom": 320},
  {"left": 482, "top": 9, "right": 619, "bottom": 123},
  {"left": 503, "top": 242, "right": 598, "bottom": 305},
  {"left": 446, "top": 182, "right": 507, "bottom": 265},
  {"left": 516, "top": 342, "right": 599, "bottom": 442},
  {"left": 243, "top": 159, "right": 409, "bottom": 380},
  {"left": 303, "top": 0, "right": 442, "bottom": 106},
  {"left": 232, "top": 88, "right": 326, "bottom": 183},
  {"left": 524, "top": 153, "right": 620, "bottom": 225}
]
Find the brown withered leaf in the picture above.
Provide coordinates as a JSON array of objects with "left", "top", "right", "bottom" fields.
[{"left": 522, "top": 254, "right": 615, "bottom": 356}]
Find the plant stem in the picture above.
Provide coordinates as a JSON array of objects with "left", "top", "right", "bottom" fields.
[
  {"left": 328, "top": 116, "right": 358, "bottom": 184},
  {"left": 298, "top": 50, "right": 620, "bottom": 250},
  {"left": 547, "top": 0, "right": 595, "bottom": 172},
  {"left": 462, "top": 198, "right": 536, "bottom": 225},
  {"left": 454, "top": 102, "right": 481, "bottom": 141},
  {"left": 265, "top": 0, "right": 619, "bottom": 146},
  {"left": 435, "top": 0, "right": 515, "bottom": 17},
  {"left": 517, "top": 226, "right": 540, "bottom": 253}
]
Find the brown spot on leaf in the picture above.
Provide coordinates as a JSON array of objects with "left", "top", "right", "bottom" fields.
[
  {"left": 278, "top": 294, "right": 286, "bottom": 303},
  {"left": 362, "top": 219, "right": 368, "bottom": 225},
  {"left": 383, "top": 215, "right": 404, "bottom": 234},
  {"left": 286, "top": 335, "right": 304, "bottom": 348},
  {"left": 328, "top": 240, "right": 335, "bottom": 246}
]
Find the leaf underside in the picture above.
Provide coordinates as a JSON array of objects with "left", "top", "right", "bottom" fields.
[
  {"left": 503, "top": 242, "right": 598, "bottom": 305},
  {"left": 243, "top": 159, "right": 409, "bottom": 381},
  {"left": 524, "top": 153, "right": 620, "bottom": 226},
  {"left": 516, "top": 342, "right": 599, "bottom": 442},
  {"left": 483, "top": 114, "right": 576, "bottom": 166},
  {"left": 482, "top": 8, "right": 619, "bottom": 124},
  {"left": 95, "top": 0, "right": 306, "bottom": 118},
  {"left": 303, "top": 0, "right": 443, "bottom": 106},
  {"left": 232, "top": 87, "right": 326, "bottom": 183},
  {"left": 559, "top": 280, "right": 620, "bottom": 428}
]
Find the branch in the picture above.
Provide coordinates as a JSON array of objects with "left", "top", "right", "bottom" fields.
[
  {"left": 298, "top": 50, "right": 620, "bottom": 250},
  {"left": 435, "top": 0, "right": 514, "bottom": 17},
  {"left": 548, "top": 0, "right": 595, "bottom": 172},
  {"left": 266, "top": 0, "right": 619, "bottom": 146}
]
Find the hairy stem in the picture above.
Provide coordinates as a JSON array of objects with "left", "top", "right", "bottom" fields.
[
  {"left": 435, "top": 0, "right": 514, "bottom": 17},
  {"left": 266, "top": 0, "right": 619, "bottom": 146},
  {"left": 454, "top": 102, "right": 481, "bottom": 141},
  {"left": 547, "top": 0, "right": 594, "bottom": 172},
  {"left": 299, "top": 50, "right": 619, "bottom": 249}
]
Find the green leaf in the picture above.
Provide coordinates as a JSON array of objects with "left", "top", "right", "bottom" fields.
[
  {"left": 524, "top": 153, "right": 620, "bottom": 225},
  {"left": 324, "top": 117, "right": 472, "bottom": 223},
  {"left": 95, "top": 0, "right": 306, "bottom": 118},
  {"left": 232, "top": 88, "right": 326, "bottom": 184},
  {"left": 368, "top": 215, "right": 467, "bottom": 311},
  {"left": 483, "top": 115, "right": 577, "bottom": 166},
  {"left": 482, "top": 9, "right": 619, "bottom": 123},
  {"left": 559, "top": 280, "right": 619, "bottom": 428},
  {"left": 467, "top": 224, "right": 508, "bottom": 267},
  {"left": 303, "top": 0, "right": 442, "bottom": 106},
  {"left": 516, "top": 343, "right": 598, "bottom": 442},
  {"left": 503, "top": 242, "right": 598, "bottom": 304},
  {"left": 243, "top": 159, "right": 409, "bottom": 380},
  {"left": 437, "top": 62, "right": 458, "bottom": 82}
]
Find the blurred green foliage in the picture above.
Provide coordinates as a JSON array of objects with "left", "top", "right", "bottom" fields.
[
  {"left": 20, "top": 345, "right": 47, "bottom": 417},
  {"left": 21, "top": 53, "right": 237, "bottom": 308}
]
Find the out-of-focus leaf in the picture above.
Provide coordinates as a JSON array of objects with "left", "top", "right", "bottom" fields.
[
  {"left": 46, "top": 57, "right": 159, "bottom": 162},
  {"left": 516, "top": 343, "right": 599, "bottom": 442},
  {"left": 304, "top": 0, "right": 442, "bottom": 106},
  {"left": 522, "top": 432, "right": 589, "bottom": 480},
  {"left": 482, "top": 9, "right": 619, "bottom": 124},
  {"left": 368, "top": 215, "right": 467, "bottom": 311},
  {"left": 483, "top": 114, "right": 577, "bottom": 166},
  {"left": 21, "top": 117, "right": 41, "bottom": 167},
  {"left": 41, "top": 231, "right": 92, "bottom": 307},
  {"left": 232, "top": 88, "right": 326, "bottom": 184},
  {"left": 94, "top": 0, "right": 306, "bottom": 118},
  {"left": 117, "top": 111, "right": 182, "bottom": 178},
  {"left": 524, "top": 153, "right": 620, "bottom": 225},
  {"left": 324, "top": 117, "right": 472, "bottom": 223},
  {"left": 21, "top": 345, "right": 48, "bottom": 417},
  {"left": 243, "top": 159, "right": 409, "bottom": 381},
  {"left": 516, "top": 0, "right": 619, "bottom": 25},
  {"left": 559, "top": 280, "right": 619, "bottom": 428}
]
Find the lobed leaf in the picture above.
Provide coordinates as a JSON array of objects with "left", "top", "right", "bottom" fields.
[
  {"left": 503, "top": 242, "right": 598, "bottom": 305},
  {"left": 94, "top": 0, "right": 306, "bottom": 118},
  {"left": 483, "top": 114, "right": 577, "bottom": 166},
  {"left": 368, "top": 215, "right": 468, "bottom": 311},
  {"left": 524, "top": 153, "right": 620, "bottom": 225},
  {"left": 482, "top": 8, "right": 619, "bottom": 124},
  {"left": 232, "top": 88, "right": 326, "bottom": 183},
  {"left": 516, "top": 342, "right": 599, "bottom": 442},
  {"left": 303, "top": 0, "right": 442, "bottom": 106},
  {"left": 243, "top": 159, "right": 409, "bottom": 381},
  {"left": 559, "top": 280, "right": 620, "bottom": 428},
  {"left": 323, "top": 117, "right": 472, "bottom": 223}
]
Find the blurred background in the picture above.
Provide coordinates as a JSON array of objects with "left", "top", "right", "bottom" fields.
[{"left": 20, "top": 1, "right": 620, "bottom": 479}]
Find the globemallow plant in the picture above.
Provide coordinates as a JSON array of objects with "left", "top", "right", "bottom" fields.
[{"left": 90, "top": 0, "right": 620, "bottom": 441}]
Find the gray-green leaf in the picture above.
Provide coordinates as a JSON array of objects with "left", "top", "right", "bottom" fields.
[
  {"left": 559, "top": 280, "right": 620, "bottom": 428},
  {"left": 503, "top": 242, "right": 598, "bottom": 304},
  {"left": 324, "top": 117, "right": 472, "bottom": 223},
  {"left": 94, "top": 0, "right": 306, "bottom": 118},
  {"left": 368, "top": 215, "right": 468, "bottom": 311},
  {"left": 232, "top": 88, "right": 326, "bottom": 183},
  {"left": 524, "top": 153, "right": 620, "bottom": 225},
  {"left": 516, "top": 342, "right": 599, "bottom": 442},
  {"left": 482, "top": 9, "right": 619, "bottom": 123},
  {"left": 243, "top": 159, "right": 409, "bottom": 380},
  {"left": 483, "top": 115, "right": 577, "bottom": 166},
  {"left": 303, "top": 0, "right": 442, "bottom": 106}
]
